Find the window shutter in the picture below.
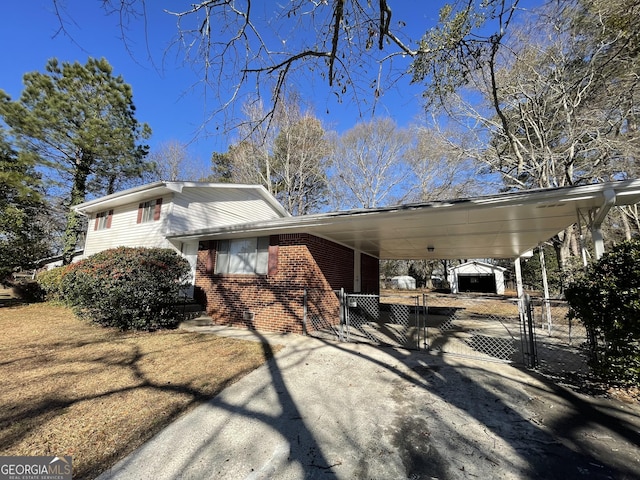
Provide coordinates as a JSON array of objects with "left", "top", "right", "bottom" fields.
[
  {"left": 205, "top": 240, "right": 215, "bottom": 274},
  {"left": 153, "top": 198, "right": 163, "bottom": 221},
  {"left": 137, "top": 203, "right": 143, "bottom": 224},
  {"left": 106, "top": 210, "right": 113, "bottom": 229},
  {"left": 268, "top": 245, "right": 279, "bottom": 276},
  {"left": 268, "top": 235, "right": 279, "bottom": 276},
  {"left": 94, "top": 215, "right": 99, "bottom": 231}
]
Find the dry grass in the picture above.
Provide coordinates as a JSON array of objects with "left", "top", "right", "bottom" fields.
[
  {"left": 380, "top": 288, "right": 523, "bottom": 316},
  {"left": 0, "top": 303, "right": 278, "bottom": 480}
]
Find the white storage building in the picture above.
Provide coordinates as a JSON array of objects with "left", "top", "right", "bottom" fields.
[{"left": 448, "top": 261, "right": 506, "bottom": 295}]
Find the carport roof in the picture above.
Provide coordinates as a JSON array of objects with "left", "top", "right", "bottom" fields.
[{"left": 167, "top": 179, "right": 640, "bottom": 260}]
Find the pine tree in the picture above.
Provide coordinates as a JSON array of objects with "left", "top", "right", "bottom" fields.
[{"left": 0, "top": 57, "right": 152, "bottom": 264}]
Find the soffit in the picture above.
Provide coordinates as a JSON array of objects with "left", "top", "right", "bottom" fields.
[{"left": 168, "top": 180, "right": 640, "bottom": 260}]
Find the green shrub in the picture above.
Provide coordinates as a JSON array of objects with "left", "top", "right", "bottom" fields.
[
  {"left": 61, "top": 247, "right": 191, "bottom": 331},
  {"left": 565, "top": 239, "right": 640, "bottom": 385},
  {"left": 37, "top": 266, "right": 71, "bottom": 303}
]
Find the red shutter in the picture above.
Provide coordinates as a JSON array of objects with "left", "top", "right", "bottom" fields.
[
  {"left": 136, "top": 203, "right": 143, "bottom": 224},
  {"left": 268, "top": 245, "right": 279, "bottom": 276},
  {"left": 106, "top": 210, "right": 113, "bottom": 229},
  {"left": 268, "top": 236, "right": 279, "bottom": 276},
  {"left": 205, "top": 240, "right": 214, "bottom": 274},
  {"left": 94, "top": 215, "right": 99, "bottom": 231},
  {"left": 153, "top": 198, "right": 163, "bottom": 221}
]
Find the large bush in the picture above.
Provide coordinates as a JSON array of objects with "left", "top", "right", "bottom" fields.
[
  {"left": 37, "top": 266, "right": 70, "bottom": 302},
  {"left": 61, "top": 247, "right": 191, "bottom": 331},
  {"left": 565, "top": 239, "right": 640, "bottom": 385}
]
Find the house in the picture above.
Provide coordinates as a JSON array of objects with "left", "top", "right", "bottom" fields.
[
  {"left": 447, "top": 261, "right": 507, "bottom": 295},
  {"left": 73, "top": 181, "right": 290, "bottom": 295},
  {"left": 73, "top": 179, "right": 640, "bottom": 335},
  {"left": 73, "top": 181, "right": 377, "bottom": 334}
]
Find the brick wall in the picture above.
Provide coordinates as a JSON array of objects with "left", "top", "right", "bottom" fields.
[
  {"left": 194, "top": 233, "right": 379, "bottom": 334},
  {"left": 361, "top": 253, "right": 380, "bottom": 294}
]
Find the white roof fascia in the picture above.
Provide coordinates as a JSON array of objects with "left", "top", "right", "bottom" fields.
[
  {"left": 166, "top": 179, "right": 640, "bottom": 260},
  {"left": 72, "top": 181, "right": 289, "bottom": 217}
]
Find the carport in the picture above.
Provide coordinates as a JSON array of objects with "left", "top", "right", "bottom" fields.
[
  {"left": 173, "top": 178, "right": 640, "bottom": 268},
  {"left": 171, "top": 180, "right": 640, "bottom": 360}
]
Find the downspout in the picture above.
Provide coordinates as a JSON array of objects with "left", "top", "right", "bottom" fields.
[{"left": 591, "top": 189, "right": 616, "bottom": 260}]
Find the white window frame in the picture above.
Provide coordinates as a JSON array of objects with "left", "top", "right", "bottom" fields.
[
  {"left": 215, "top": 237, "right": 270, "bottom": 275},
  {"left": 140, "top": 199, "right": 157, "bottom": 223},
  {"left": 95, "top": 211, "right": 110, "bottom": 230}
]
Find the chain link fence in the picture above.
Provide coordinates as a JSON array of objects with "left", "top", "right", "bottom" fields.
[
  {"left": 424, "top": 293, "right": 521, "bottom": 363},
  {"left": 304, "top": 288, "right": 591, "bottom": 380},
  {"left": 346, "top": 294, "right": 422, "bottom": 349},
  {"left": 529, "top": 298, "right": 590, "bottom": 375},
  {"left": 304, "top": 289, "right": 423, "bottom": 349}
]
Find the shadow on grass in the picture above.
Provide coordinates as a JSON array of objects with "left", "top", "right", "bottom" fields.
[{"left": 0, "top": 316, "right": 275, "bottom": 480}]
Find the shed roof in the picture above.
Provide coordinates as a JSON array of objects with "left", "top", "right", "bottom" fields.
[
  {"left": 449, "top": 261, "right": 507, "bottom": 273},
  {"left": 167, "top": 179, "right": 640, "bottom": 260}
]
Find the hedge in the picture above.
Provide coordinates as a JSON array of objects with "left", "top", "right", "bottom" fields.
[
  {"left": 565, "top": 239, "right": 640, "bottom": 385},
  {"left": 57, "top": 247, "right": 191, "bottom": 331}
]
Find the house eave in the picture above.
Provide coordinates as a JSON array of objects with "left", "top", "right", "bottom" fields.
[
  {"left": 166, "top": 179, "right": 640, "bottom": 261},
  {"left": 72, "top": 181, "right": 290, "bottom": 217}
]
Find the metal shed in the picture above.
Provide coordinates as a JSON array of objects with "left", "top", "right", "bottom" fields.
[{"left": 448, "top": 261, "right": 506, "bottom": 294}]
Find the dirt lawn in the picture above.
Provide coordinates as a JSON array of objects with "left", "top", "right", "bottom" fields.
[{"left": 0, "top": 302, "right": 278, "bottom": 480}]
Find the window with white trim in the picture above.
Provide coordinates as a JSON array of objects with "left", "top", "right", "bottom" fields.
[
  {"left": 94, "top": 210, "right": 113, "bottom": 230},
  {"left": 137, "top": 198, "right": 162, "bottom": 224},
  {"left": 215, "top": 237, "right": 270, "bottom": 275}
]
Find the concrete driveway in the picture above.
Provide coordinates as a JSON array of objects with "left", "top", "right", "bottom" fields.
[{"left": 97, "top": 327, "right": 640, "bottom": 480}]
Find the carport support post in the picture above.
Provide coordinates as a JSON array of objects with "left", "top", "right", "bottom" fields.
[
  {"left": 538, "top": 247, "right": 552, "bottom": 334},
  {"left": 514, "top": 257, "right": 525, "bottom": 322},
  {"left": 591, "top": 189, "right": 616, "bottom": 260},
  {"left": 515, "top": 256, "right": 537, "bottom": 368}
]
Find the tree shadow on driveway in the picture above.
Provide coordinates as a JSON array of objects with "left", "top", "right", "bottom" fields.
[{"left": 99, "top": 326, "right": 640, "bottom": 479}]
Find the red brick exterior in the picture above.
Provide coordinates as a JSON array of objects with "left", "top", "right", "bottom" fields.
[
  {"left": 361, "top": 253, "right": 380, "bottom": 294},
  {"left": 194, "top": 233, "right": 379, "bottom": 334}
]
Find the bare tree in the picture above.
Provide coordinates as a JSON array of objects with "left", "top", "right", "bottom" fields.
[
  {"left": 55, "top": 1, "right": 527, "bottom": 131},
  {"left": 404, "top": 125, "right": 484, "bottom": 202},
  {"left": 148, "top": 140, "right": 205, "bottom": 181},
  {"left": 273, "top": 114, "right": 332, "bottom": 215},
  {"left": 329, "top": 117, "right": 411, "bottom": 209},
  {"left": 227, "top": 100, "right": 278, "bottom": 192},
  {"left": 223, "top": 95, "right": 331, "bottom": 214}
]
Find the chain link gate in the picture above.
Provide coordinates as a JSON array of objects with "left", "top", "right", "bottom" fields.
[
  {"left": 344, "top": 294, "right": 423, "bottom": 349},
  {"left": 424, "top": 293, "right": 522, "bottom": 363},
  {"left": 304, "top": 289, "right": 589, "bottom": 377},
  {"left": 527, "top": 298, "right": 590, "bottom": 376},
  {"left": 304, "top": 289, "right": 423, "bottom": 349}
]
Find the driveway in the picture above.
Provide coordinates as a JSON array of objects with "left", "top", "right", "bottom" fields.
[{"left": 97, "top": 326, "right": 640, "bottom": 479}]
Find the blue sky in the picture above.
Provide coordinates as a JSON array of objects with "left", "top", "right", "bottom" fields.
[{"left": 1, "top": 1, "right": 444, "bottom": 172}]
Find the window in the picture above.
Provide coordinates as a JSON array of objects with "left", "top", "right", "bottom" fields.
[
  {"left": 137, "top": 198, "right": 162, "bottom": 223},
  {"left": 215, "top": 237, "right": 270, "bottom": 275},
  {"left": 94, "top": 210, "right": 113, "bottom": 230}
]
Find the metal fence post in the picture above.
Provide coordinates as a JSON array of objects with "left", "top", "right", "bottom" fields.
[
  {"left": 303, "top": 287, "right": 308, "bottom": 335},
  {"left": 525, "top": 294, "right": 538, "bottom": 368},
  {"left": 422, "top": 293, "right": 428, "bottom": 349}
]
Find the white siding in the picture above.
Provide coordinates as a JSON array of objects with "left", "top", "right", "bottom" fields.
[
  {"left": 447, "top": 262, "right": 506, "bottom": 295},
  {"left": 166, "top": 187, "right": 285, "bottom": 234},
  {"left": 83, "top": 194, "right": 174, "bottom": 257}
]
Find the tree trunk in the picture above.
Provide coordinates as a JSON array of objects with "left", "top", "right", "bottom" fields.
[{"left": 61, "top": 156, "right": 91, "bottom": 265}]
